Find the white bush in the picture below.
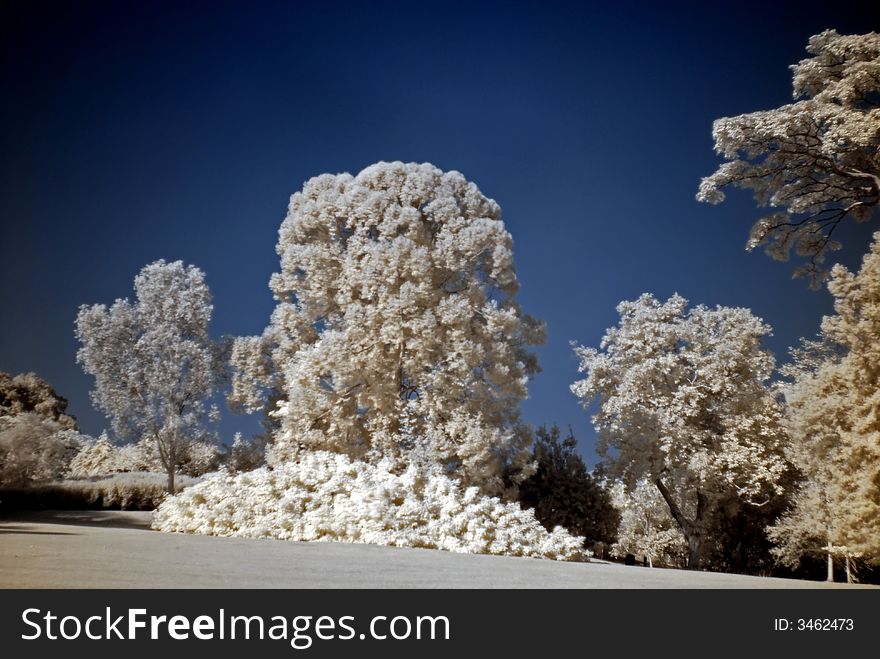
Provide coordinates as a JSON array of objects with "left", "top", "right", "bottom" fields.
[
  {"left": 68, "top": 434, "right": 159, "bottom": 477},
  {"left": 69, "top": 434, "right": 219, "bottom": 478},
  {"left": 153, "top": 450, "right": 585, "bottom": 560},
  {"left": 177, "top": 440, "right": 221, "bottom": 477},
  {"left": 0, "top": 413, "right": 87, "bottom": 485},
  {"left": 67, "top": 433, "right": 121, "bottom": 477}
]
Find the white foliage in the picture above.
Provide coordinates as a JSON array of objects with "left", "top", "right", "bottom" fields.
[
  {"left": 67, "top": 432, "right": 123, "bottom": 477},
  {"left": 176, "top": 440, "right": 221, "bottom": 477},
  {"left": 698, "top": 30, "right": 880, "bottom": 286},
  {"left": 770, "top": 232, "right": 880, "bottom": 566},
  {"left": 75, "top": 260, "right": 224, "bottom": 490},
  {"left": 571, "top": 293, "right": 789, "bottom": 566},
  {"left": 0, "top": 371, "right": 77, "bottom": 429},
  {"left": 152, "top": 450, "right": 585, "bottom": 561},
  {"left": 230, "top": 162, "right": 544, "bottom": 495},
  {"left": 0, "top": 413, "right": 87, "bottom": 485},
  {"left": 610, "top": 480, "right": 688, "bottom": 568},
  {"left": 115, "top": 441, "right": 162, "bottom": 473},
  {"left": 68, "top": 433, "right": 219, "bottom": 478}
]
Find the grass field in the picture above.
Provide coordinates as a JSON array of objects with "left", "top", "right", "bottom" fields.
[{"left": 1, "top": 511, "right": 873, "bottom": 589}]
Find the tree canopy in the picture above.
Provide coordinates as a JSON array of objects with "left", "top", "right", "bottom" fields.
[
  {"left": 75, "top": 260, "right": 224, "bottom": 492},
  {"left": 0, "top": 371, "right": 77, "bottom": 429},
  {"left": 770, "top": 232, "right": 880, "bottom": 570},
  {"left": 231, "top": 162, "right": 544, "bottom": 495},
  {"left": 698, "top": 30, "right": 880, "bottom": 287},
  {"left": 571, "top": 293, "right": 789, "bottom": 568}
]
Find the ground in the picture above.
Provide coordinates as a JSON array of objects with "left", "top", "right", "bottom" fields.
[{"left": 0, "top": 511, "right": 872, "bottom": 589}]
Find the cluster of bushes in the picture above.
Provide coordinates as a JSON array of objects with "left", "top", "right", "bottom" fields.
[
  {"left": 0, "top": 472, "right": 200, "bottom": 512},
  {"left": 0, "top": 370, "right": 610, "bottom": 557},
  {"left": 153, "top": 450, "right": 586, "bottom": 560},
  {"left": 67, "top": 434, "right": 224, "bottom": 479},
  {"left": 0, "top": 413, "right": 87, "bottom": 485},
  {"left": 1, "top": 372, "right": 266, "bottom": 511}
]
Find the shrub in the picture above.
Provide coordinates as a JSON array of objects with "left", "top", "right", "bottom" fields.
[
  {"left": 67, "top": 433, "right": 122, "bottom": 477},
  {"left": 177, "top": 440, "right": 221, "bottom": 477},
  {"left": 153, "top": 450, "right": 585, "bottom": 560},
  {"left": 0, "top": 413, "right": 86, "bottom": 486},
  {"left": 0, "top": 472, "right": 200, "bottom": 511},
  {"left": 68, "top": 434, "right": 220, "bottom": 478}
]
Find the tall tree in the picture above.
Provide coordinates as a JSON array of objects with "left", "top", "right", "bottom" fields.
[
  {"left": 516, "top": 424, "right": 619, "bottom": 545},
  {"left": 230, "top": 162, "right": 544, "bottom": 495},
  {"left": 698, "top": 30, "right": 880, "bottom": 287},
  {"left": 770, "top": 233, "right": 880, "bottom": 577},
  {"left": 571, "top": 294, "right": 789, "bottom": 568},
  {"left": 75, "top": 260, "right": 224, "bottom": 492}
]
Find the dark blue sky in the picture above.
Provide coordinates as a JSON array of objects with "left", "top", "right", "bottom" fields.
[{"left": 2, "top": 1, "right": 877, "bottom": 463}]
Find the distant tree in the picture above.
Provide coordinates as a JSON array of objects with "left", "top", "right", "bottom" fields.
[
  {"left": 175, "top": 440, "right": 221, "bottom": 477},
  {"left": 224, "top": 432, "right": 268, "bottom": 472},
  {"left": 75, "top": 260, "right": 224, "bottom": 492},
  {"left": 769, "top": 233, "right": 880, "bottom": 578},
  {"left": 610, "top": 479, "right": 688, "bottom": 568},
  {"left": 571, "top": 294, "right": 789, "bottom": 568},
  {"left": 698, "top": 30, "right": 880, "bottom": 287},
  {"left": 230, "top": 162, "right": 545, "bottom": 495},
  {"left": 0, "top": 413, "right": 85, "bottom": 486},
  {"left": 0, "top": 371, "right": 77, "bottom": 429},
  {"left": 67, "top": 432, "right": 121, "bottom": 478},
  {"left": 700, "top": 487, "right": 793, "bottom": 576},
  {"left": 515, "top": 424, "right": 619, "bottom": 545}
]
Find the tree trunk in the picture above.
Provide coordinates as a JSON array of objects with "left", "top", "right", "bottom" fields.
[
  {"left": 654, "top": 478, "right": 704, "bottom": 570},
  {"left": 167, "top": 465, "right": 175, "bottom": 494},
  {"left": 686, "top": 534, "right": 700, "bottom": 570},
  {"left": 826, "top": 545, "right": 834, "bottom": 582},
  {"left": 845, "top": 554, "right": 851, "bottom": 584}
]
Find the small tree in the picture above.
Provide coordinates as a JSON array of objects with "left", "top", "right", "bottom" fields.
[
  {"left": 610, "top": 479, "right": 688, "bottom": 568},
  {"left": 571, "top": 294, "right": 789, "bottom": 568},
  {"left": 75, "top": 260, "right": 224, "bottom": 492},
  {"left": 230, "top": 162, "right": 544, "bottom": 495},
  {"left": 698, "top": 30, "right": 880, "bottom": 287},
  {"left": 515, "top": 424, "right": 619, "bottom": 545}
]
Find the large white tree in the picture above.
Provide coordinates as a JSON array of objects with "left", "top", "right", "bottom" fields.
[
  {"left": 75, "top": 260, "right": 224, "bottom": 492},
  {"left": 231, "top": 162, "right": 544, "bottom": 495},
  {"left": 770, "top": 233, "right": 880, "bottom": 578},
  {"left": 571, "top": 294, "right": 789, "bottom": 568},
  {"left": 698, "top": 30, "right": 880, "bottom": 287}
]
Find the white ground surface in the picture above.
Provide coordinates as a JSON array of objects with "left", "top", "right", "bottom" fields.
[{"left": 0, "top": 511, "right": 872, "bottom": 589}]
